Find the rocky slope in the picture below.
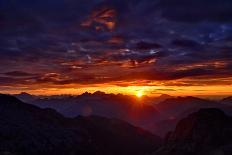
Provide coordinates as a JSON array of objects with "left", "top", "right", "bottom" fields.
[
  {"left": 153, "top": 96, "right": 232, "bottom": 137},
  {"left": 154, "top": 108, "right": 232, "bottom": 155}
]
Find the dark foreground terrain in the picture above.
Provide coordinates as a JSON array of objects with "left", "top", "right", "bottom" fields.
[
  {"left": 1, "top": 94, "right": 232, "bottom": 155},
  {"left": 0, "top": 94, "right": 161, "bottom": 155},
  {"left": 154, "top": 108, "right": 232, "bottom": 155}
]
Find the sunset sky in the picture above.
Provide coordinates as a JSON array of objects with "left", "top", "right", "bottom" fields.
[{"left": 0, "top": 0, "right": 232, "bottom": 96}]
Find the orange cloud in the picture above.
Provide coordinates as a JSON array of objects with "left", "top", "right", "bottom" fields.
[
  {"left": 81, "top": 7, "right": 117, "bottom": 31},
  {"left": 176, "top": 60, "right": 229, "bottom": 71},
  {"left": 107, "top": 35, "right": 124, "bottom": 44}
]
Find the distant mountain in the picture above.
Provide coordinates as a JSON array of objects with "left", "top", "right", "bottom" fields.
[
  {"left": 155, "top": 96, "right": 232, "bottom": 118},
  {"left": 152, "top": 96, "right": 232, "bottom": 137},
  {"left": 14, "top": 92, "right": 38, "bottom": 102},
  {"left": 16, "top": 93, "right": 232, "bottom": 138},
  {"left": 27, "top": 91, "right": 161, "bottom": 132},
  {"left": 157, "top": 94, "right": 172, "bottom": 101},
  {"left": 149, "top": 118, "right": 178, "bottom": 138},
  {"left": 155, "top": 108, "right": 232, "bottom": 155},
  {"left": 0, "top": 94, "right": 161, "bottom": 155},
  {"left": 149, "top": 94, "right": 173, "bottom": 105},
  {"left": 221, "top": 96, "right": 232, "bottom": 105}
]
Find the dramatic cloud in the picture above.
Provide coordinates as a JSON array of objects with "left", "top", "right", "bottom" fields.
[
  {"left": 81, "top": 7, "right": 117, "bottom": 31},
  {"left": 0, "top": 0, "right": 232, "bottom": 94}
]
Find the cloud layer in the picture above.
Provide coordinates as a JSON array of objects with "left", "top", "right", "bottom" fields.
[{"left": 0, "top": 0, "right": 232, "bottom": 93}]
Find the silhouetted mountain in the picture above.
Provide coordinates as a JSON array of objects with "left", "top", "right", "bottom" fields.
[
  {"left": 16, "top": 93, "right": 232, "bottom": 138},
  {"left": 221, "top": 96, "right": 232, "bottom": 105},
  {"left": 156, "top": 96, "right": 232, "bottom": 118},
  {"left": 28, "top": 92, "right": 161, "bottom": 133},
  {"left": 155, "top": 108, "right": 232, "bottom": 155},
  {"left": 14, "top": 92, "right": 38, "bottom": 102},
  {"left": 0, "top": 94, "right": 161, "bottom": 155},
  {"left": 150, "top": 94, "right": 173, "bottom": 105},
  {"left": 153, "top": 96, "right": 232, "bottom": 137}
]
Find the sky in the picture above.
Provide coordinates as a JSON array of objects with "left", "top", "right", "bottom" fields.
[{"left": 0, "top": 0, "right": 232, "bottom": 96}]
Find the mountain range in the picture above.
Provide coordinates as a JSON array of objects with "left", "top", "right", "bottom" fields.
[
  {"left": 14, "top": 92, "right": 232, "bottom": 137},
  {"left": 16, "top": 92, "right": 162, "bottom": 135},
  {"left": 2, "top": 93, "right": 232, "bottom": 154},
  {"left": 0, "top": 94, "right": 161, "bottom": 155}
]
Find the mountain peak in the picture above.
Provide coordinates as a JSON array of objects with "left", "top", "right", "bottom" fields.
[
  {"left": 156, "top": 108, "right": 232, "bottom": 155},
  {"left": 19, "top": 92, "right": 31, "bottom": 95},
  {"left": 155, "top": 108, "right": 232, "bottom": 155},
  {"left": 93, "top": 91, "right": 106, "bottom": 95}
]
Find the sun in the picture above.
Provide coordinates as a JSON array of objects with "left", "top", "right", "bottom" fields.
[{"left": 136, "top": 91, "right": 143, "bottom": 98}]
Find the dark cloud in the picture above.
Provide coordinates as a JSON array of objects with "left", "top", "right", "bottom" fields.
[
  {"left": 117, "top": 64, "right": 232, "bottom": 83},
  {"left": 134, "top": 41, "right": 162, "bottom": 50},
  {"left": 0, "top": 77, "right": 17, "bottom": 85},
  {"left": 3, "top": 71, "right": 38, "bottom": 77},
  {"left": 108, "top": 50, "right": 168, "bottom": 66},
  {"left": 158, "top": 0, "right": 232, "bottom": 22},
  {"left": 171, "top": 39, "right": 202, "bottom": 48},
  {"left": 0, "top": 0, "right": 232, "bottom": 89}
]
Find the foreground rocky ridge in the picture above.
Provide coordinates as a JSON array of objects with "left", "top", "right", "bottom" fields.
[{"left": 155, "top": 108, "right": 232, "bottom": 155}]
